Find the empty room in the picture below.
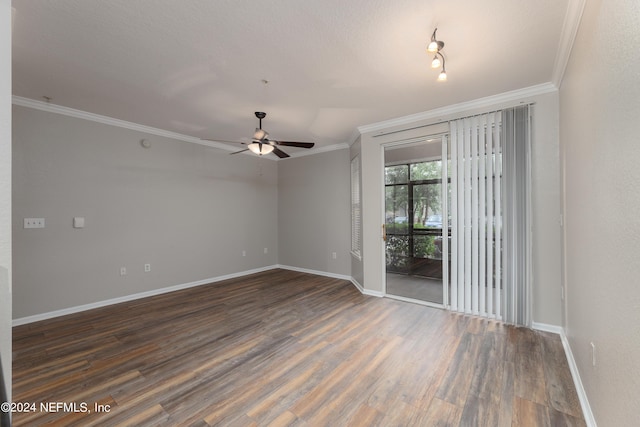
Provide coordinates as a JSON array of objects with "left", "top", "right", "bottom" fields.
[{"left": 1, "top": 0, "right": 639, "bottom": 426}]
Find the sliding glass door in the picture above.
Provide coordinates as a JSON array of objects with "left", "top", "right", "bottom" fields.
[
  {"left": 380, "top": 107, "right": 529, "bottom": 321},
  {"left": 384, "top": 140, "right": 448, "bottom": 305}
]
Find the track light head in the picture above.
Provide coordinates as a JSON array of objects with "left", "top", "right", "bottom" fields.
[{"left": 427, "top": 28, "right": 445, "bottom": 53}]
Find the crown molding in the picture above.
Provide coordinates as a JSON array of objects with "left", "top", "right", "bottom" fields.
[
  {"left": 12, "top": 96, "right": 352, "bottom": 161},
  {"left": 357, "top": 82, "right": 557, "bottom": 135},
  {"left": 11, "top": 96, "right": 242, "bottom": 153},
  {"left": 551, "top": 0, "right": 587, "bottom": 88},
  {"left": 284, "top": 142, "right": 349, "bottom": 159},
  {"left": 347, "top": 128, "right": 362, "bottom": 146}
]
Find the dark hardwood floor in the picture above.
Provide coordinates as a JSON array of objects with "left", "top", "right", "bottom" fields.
[{"left": 12, "top": 269, "right": 585, "bottom": 426}]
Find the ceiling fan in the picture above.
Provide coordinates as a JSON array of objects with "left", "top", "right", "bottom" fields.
[{"left": 203, "top": 112, "right": 315, "bottom": 158}]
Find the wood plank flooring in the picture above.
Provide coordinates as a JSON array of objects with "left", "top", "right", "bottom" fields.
[{"left": 12, "top": 269, "right": 585, "bottom": 426}]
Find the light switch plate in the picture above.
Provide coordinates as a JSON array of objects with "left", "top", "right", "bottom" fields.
[{"left": 73, "top": 217, "right": 85, "bottom": 228}]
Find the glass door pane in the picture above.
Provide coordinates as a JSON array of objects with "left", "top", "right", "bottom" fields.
[
  {"left": 412, "top": 183, "right": 443, "bottom": 277},
  {"left": 384, "top": 140, "right": 445, "bottom": 306},
  {"left": 385, "top": 185, "right": 409, "bottom": 274}
]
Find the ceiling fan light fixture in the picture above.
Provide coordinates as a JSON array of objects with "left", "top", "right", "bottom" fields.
[
  {"left": 206, "top": 111, "right": 314, "bottom": 158},
  {"left": 248, "top": 142, "right": 274, "bottom": 155}
]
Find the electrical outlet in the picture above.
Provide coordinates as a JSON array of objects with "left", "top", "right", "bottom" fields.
[
  {"left": 242, "top": 250, "right": 246, "bottom": 257},
  {"left": 332, "top": 252, "right": 337, "bottom": 259},
  {"left": 144, "top": 264, "right": 151, "bottom": 272},
  {"left": 120, "top": 267, "right": 127, "bottom": 276},
  {"left": 24, "top": 218, "right": 45, "bottom": 228},
  {"left": 264, "top": 248, "right": 268, "bottom": 254}
]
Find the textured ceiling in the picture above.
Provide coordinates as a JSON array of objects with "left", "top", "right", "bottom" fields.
[{"left": 12, "top": 0, "right": 571, "bottom": 153}]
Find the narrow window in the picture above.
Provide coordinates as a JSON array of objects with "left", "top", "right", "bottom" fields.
[{"left": 351, "top": 155, "right": 361, "bottom": 259}]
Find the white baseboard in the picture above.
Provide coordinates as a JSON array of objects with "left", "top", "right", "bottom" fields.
[
  {"left": 13, "top": 265, "right": 364, "bottom": 326},
  {"left": 532, "top": 321, "right": 564, "bottom": 334},
  {"left": 275, "top": 264, "right": 352, "bottom": 281},
  {"left": 274, "top": 266, "right": 384, "bottom": 298},
  {"left": 559, "top": 329, "right": 597, "bottom": 427},
  {"left": 347, "top": 276, "right": 384, "bottom": 297},
  {"left": 349, "top": 277, "right": 364, "bottom": 292},
  {"left": 362, "top": 288, "right": 384, "bottom": 297},
  {"left": 12, "top": 265, "right": 278, "bottom": 326},
  {"left": 532, "top": 322, "right": 596, "bottom": 427}
]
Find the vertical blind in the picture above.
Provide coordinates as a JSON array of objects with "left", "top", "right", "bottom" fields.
[
  {"left": 448, "top": 106, "right": 530, "bottom": 324},
  {"left": 450, "top": 112, "right": 503, "bottom": 318},
  {"left": 502, "top": 106, "right": 532, "bottom": 326}
]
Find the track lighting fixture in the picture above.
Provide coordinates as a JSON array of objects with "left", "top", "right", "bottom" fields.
[{"left": 427, "top": 28, "right": 447, "bottom": 81}]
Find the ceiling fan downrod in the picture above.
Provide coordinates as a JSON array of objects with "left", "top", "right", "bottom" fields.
[{"left": 255, "top": 111, "right": 266, "bottom": 130}]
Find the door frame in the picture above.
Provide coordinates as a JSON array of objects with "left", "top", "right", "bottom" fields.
[{"left": 381, "top": 136, "right": 449, "bottom": 309}]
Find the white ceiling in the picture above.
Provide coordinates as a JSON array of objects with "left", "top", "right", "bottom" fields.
[{"left": 12, "top": 0, "right": 574, "bottom": 154}]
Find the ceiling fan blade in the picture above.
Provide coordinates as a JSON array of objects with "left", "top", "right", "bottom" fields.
[
  {"left": 201, "top": 138, "right": 247, "bottom": 145},
  {"left": 230, "top": 148, "right": 249, "bottom": 155},
  {"left": 274, "top": 141, "right": 315, "bottom": 149},
  {"left": 271, "top": 146, "right": 290, "bottom": 158}
]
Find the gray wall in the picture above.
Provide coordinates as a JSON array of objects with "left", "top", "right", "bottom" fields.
[
  {"left": 560, "top": 0, "right": 640, "bottom": 425},
  {"left": 12, "top": 105, "right": 278, "bottom": 319},
  {"left": 278, "top": 149, "right": 351, "bottom": 276},
  {"left": 0, "top": 0, "right": 11, "bottom": 399},
  {"left": 529, "top": 94, "right": 562, "bottom": 326}
]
